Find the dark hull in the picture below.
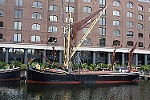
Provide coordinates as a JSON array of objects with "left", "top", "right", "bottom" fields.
[
  {"left": 27, "top": 67, "right": 139, "bottom": 84},
  {"left": 0, "top": 69, "right": 20, "bottom": 81}
]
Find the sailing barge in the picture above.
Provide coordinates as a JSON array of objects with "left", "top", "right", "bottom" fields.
[
  {"left": 27, "top": 67, "right": 139, "bottom": 84},
  {"left": 27, "top": 6, "right": 139, "bottom": 84},
  {"left": 0, "top": 67, "right": 20, "bottom": 81}
]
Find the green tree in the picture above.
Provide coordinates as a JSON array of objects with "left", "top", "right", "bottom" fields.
[
  {"left": 11, "top": 61, "right": 22, "bottom": 68},
  {"left": 0, "top": 61, "right": 7, "bottom": 69},
  {"left": 21, "top": 64, "right": 28, "bottom": 70},
  {"left": 140, "top": 65, "right": 150, "bottom": 75},
  {"left": 89, "top": 64, "right": 97, "bottom": 71},
  {"left": 81, "top": 63, "right": 89, "bottom": 70}
]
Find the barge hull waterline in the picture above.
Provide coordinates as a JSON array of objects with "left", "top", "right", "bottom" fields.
[{"left": 27, "top": 67, "right": 140, "bottom": 84}]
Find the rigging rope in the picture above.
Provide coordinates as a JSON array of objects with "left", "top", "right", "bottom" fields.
[{"left": 41, "top": 51, "right": 64, "bottom": 70}]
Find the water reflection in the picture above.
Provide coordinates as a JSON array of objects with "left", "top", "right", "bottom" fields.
[{"left": 0, "top": 80, "right": 150, "bottom": 100}]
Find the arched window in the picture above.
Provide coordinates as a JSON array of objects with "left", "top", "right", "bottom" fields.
[
  {"left": 127, "top": 41, "right": 133, "bottom": 46},
  {"left": 32, "top": 24, "right": 41, "bottom": 30},
  {"left": 113, "top": 40, "right": 120, "bottom": 46},
  {"left": 138, "top": 14, "right": 143, "bottom": 20},
  {"left": 113, "top": 10, "right": 120, "bottom": 16},
  {"left": 138, "top": 42, "right": 143, "bottom": 47},
  {"left": 127, "top": 31, "right": 133, "bottom": 37},
  {"left": 32, "top": 1, "right": 42, "bottom": 8},
  {"left": 138, "top": 23, "right": 143, "bottom": 29},
  {"left": 32, "top": 12, "right": 42, "bottom": 19},
  {"left": 113, "top": 20, "right": 120, "bottom": 26},
  {"left": 0, "top": 9, "right": 4, "bottom": 16},
  {"left": 138, "top": 5, "right": 143, "bottom": 11},
  {"left": 113, "top": 30, "right": 120, "bottom": 36},
  {"left": 138, "top": 33, "right": 143, "bottom": 38},
  {"left": 48, "top": 37, "right": 57, "bottom": 42},
  {"left": 49, "top": 15, "right": 58, "bottom": 22},
  {"left": 127, "top": 21, "right": 134, "bottom": 27},
  {"left": 127, "top": 11, "right": 133, "bottom": 18},
  {"left": 126, "top": 2, "right": 133, "bottom": 8},
  {"left": 113, "top": 0, "right": 120, "bottom": 6}
]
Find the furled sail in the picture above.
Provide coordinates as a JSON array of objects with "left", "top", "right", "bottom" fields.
[
  {"left": 71, "top": 7, "right": 105, "bottom": 39},
  {"left": 111, "top": 45, "right": 117, "bottom": 70},
  {"left": 128, "top": 41, "right": 138, "bottom": 71}
]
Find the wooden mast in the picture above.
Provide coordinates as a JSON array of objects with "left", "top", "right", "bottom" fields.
[
  {"left": 128, "top": 41, "right": 138, "bottom": 71},
  {"left": 111, "top": 45, "right": 117, "bottom": 71},
  {"left": 63, "top": 0, "right": 72, "bottom": 72}
]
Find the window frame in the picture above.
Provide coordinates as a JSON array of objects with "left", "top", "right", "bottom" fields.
[
  {"left": 49, "top": 15, "right": 58, "bottom": 22},
  {"left": 31, "top": 35, "right": 41, "bottom": 42},
  {"left": 113, "top": 20, "right": 120, "bottom": 26},
  {"left": 113, "top": 10, "right": 120, "bottom": 16},
  {"left": 13, "top": 33, "right": 22, "bottom": 42},
  {"left": 99, "top": 27, "right": 106, "bottom": 36},
  {"left": 66, "top": 6, "right": 74, "bottom": 13},
  {"left": 15, "top": 0, "right": 23, "bottom": 7},
  {"left": 99, "top": 17, "right": 106, "bottom": 26},
  {"left": 99, "top": 38, "right": 106, "bottom": 46},
  {"left": 113, "top": 30, "right": 120, "bottom": 36},
  {"left": 14, "top": 21, "right": 22, "bottom": 30},
  {"left": 32, "top": 23, "right": 41, "bottom": 30},
  {"left": 32, "top": 12, "right": 42, "bottom": 19},
  {"left": 127, "top": 11, "right": 133, "bottom": 18},
  {"left": 127, "top": 21, "right": 134, "bottom": 27},
  {"left": 32, "top": 1, "right": 42, "bottom": 8},
  {"left": 0, "top": 9, "right": 4, "bottom": 16},
  {"left": 83, "top": 6, "right": 92, "bottom": 13},
  {"left": 138, "top": 5, "right": 143, "bottom": 11},
  {"left": 127, "top": 31, "right": 133, "bottom": 37},
  {"left": 113, "top": 0, "right": 120, "bottom": 6},
  {"left": 49, "top": 5, "right": 58, "bottom": 11},
  {"left": 126, "top": 2, "right": 133, "bottom": 8},
  {"left": 14, "top": 9, "right": 23, "bottom": 19},
  {"left": 99, "top": 0, "right": 106, "bottom": 6},
  {"left": 48, "top": 26, "right": 58, "bottom": 32}
]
